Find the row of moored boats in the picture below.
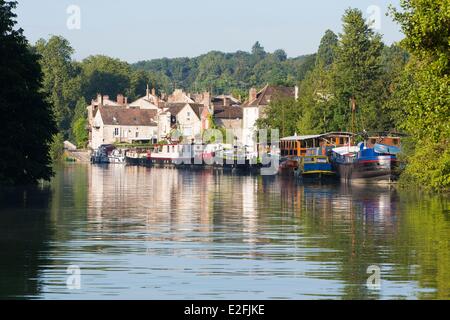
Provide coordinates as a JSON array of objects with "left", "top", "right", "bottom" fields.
[{"left": 91, "top": 131, "right": 403, "bottom": 184}]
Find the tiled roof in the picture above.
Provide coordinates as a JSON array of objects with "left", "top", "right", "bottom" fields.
[
  {"left": 242, "top": 85, "right": 295, "bottom": 107},
  {"left": 165, "top": 103, "right": 205, "bottom": 119},
  {"left": 214, "top": 106, "right": 243, "bottom": 119},
  {"left": 99, "top": 106, "right": 157, "bottom": 126}
]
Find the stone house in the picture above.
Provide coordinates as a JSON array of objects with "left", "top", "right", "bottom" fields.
[
  {"left": 90, "top": 105, "right": 158, "bottom": 149},
  {"left": 159, "top": 103, "right": 206, "bottom": 142}
]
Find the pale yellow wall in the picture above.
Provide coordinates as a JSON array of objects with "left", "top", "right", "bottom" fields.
[
  {"left": 177, "top": 104, "right": 202, "bottom": 140},
  {"left": 90, "top": 110, "right": 157, "bottom": 149}
]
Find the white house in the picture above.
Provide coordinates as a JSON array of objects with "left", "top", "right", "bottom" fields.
[
  {"left": 160, "top": 103, "right": 205, "bottom": 142},
  {"left": 91, "top": 105, "right": 158, "bottom": 149},
  {"left": 242, "top": 85, "right": 297, "bottom": 152}
]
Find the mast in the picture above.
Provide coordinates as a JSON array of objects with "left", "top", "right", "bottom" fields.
[{"left": 351, "top": 96, "right": 356, "bottom": 134}]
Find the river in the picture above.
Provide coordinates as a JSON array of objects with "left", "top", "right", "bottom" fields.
[{"left": 0, "top": 164, "right": 449, "bottom": 299}]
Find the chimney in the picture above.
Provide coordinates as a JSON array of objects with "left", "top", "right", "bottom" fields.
[
  {"left": 125, "top": 97, "right": 128, "bottom": 105},
  {"left": 203, "top": 91, "right": 211, "bottom": 106},
  {"left": 146, "top": 84, "right": 150, "bottom": 99},
  {"left": 97, "top": 93, "right": 103, "bottom": 106},
  {"left": 249, "top": 88, "right": 257, "bottom": 102},
  {"left": 295, "top": 85, "right": 299, "bottom": 101},
  {"left": 223, "top": 96, "right": 229, "bottom": 107},
  {"left": 117, "top": 94, "right": 125, "bottom": 105},
  {"left": 151, "top": 88, "right": 156, "bottom": 96}
]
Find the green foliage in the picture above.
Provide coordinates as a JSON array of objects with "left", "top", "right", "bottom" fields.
[
  {"left": 49, "top": 132, "right": 64, "bottom": 162},
  {"left": 294, "top": 9, "right": 404, "bottom": 135},
  {"left": 35, "top": 36, "right": 81, "bottom": 134},
  {"left": 316, "top": 29, "right": 338, "bottom": 67},
  {"left": 390, "top": 0, "right": 450, "bottom": 192},
  {"left": 79, "top": 55, "right": 131, "bottom": 101},
  {"left": 133, "top": 44, "right": 315, "bottom": 94},
  {"left": 72, "top": 117, "right": 88, "bottom": 149},
  {"left": 70, "top": 97, "right": 88, "bottom": 148},
  {"left": 332, "top": 8, "right": 384, "bottom": 132},
  {"left": 0, "top": 0, "right": 57, "bottom": 185},
  {"left": 256, "top": 98, "right": 300, "bottom": 137},
  {"left": 205, "top": 114, "right": 227, "bottom": 143}
]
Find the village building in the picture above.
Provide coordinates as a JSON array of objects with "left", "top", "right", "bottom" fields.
[
  {"left": 214, "top": 105, "right": 243, "bottom": 144},
  {"left": 242, "top": 84, "right": 298, "bottom": 152},
  {"left": 158, "top": 103, "right": 206, "bottom": 142},
  {"left": 90, "top": 105, "right": 158, "bottom": 149},
  {"left": 87, "top": 94, "right": 130, "bottom": 146},
  {"left": 167, "top": 89, "right": 195, "bottom": 104},
  {"left": 211, "top": 94, "right": 241, "bottom": 109},
  {"left": 128, "top": 85, "right": 160, "bottom": 109}
]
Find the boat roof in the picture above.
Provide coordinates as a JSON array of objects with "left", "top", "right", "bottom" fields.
[
  {"left": 281, "top": 132, "right": 354, "bottom": 141},
  {"left": 332, "top": 146, "right": 360, "bottom": 155}
]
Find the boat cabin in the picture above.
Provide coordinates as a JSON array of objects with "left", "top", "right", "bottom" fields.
[
  {"left": 366, "top": 136, "right": 401, "bottom": 148},
  {"left": 280, "top": 132, "right": 354, "bottom": 157}
]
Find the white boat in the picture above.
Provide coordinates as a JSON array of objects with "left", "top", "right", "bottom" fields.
[{"left": 108, "top": 149, "right": 126, "bottom": 164}]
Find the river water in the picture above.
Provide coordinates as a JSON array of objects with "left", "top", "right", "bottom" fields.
[{"left": 0, "top": 164, "right": 449, "bottom": 299}]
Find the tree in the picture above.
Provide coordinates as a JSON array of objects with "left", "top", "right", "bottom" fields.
[
  {"left": 295, "top": 30, "right": 339, "bottom": 134},
  {"left": 256, "top": 98, "right": 301, "bottom": 137},
  {"left": 332, "top": 8, "right": 384, "bottom": 132},
  {"left": 251, "top": 41, "right": 266, "bottom": 61},
  {"left": 80, "top": 55, "right": 131, "bottom": 101},
  {"left": 390, "top": 0, "right": 450, "bottom": 191},
  {"left": 72, "top": 117, "right": 88, "bottom": 149},
  {"left": 316, "top": 29, "right": 338, "bottom": 68},
  {"left": 35, "top": 36, "right": 81, "bottom": 134},
  {"left": 71, "top": 97, "right": 88, "bottom": 148},
  {"left": 0, "top": 0, "right": 57, "bottom": 185},
  {"left": 273, "top": 49, "right": 288, "bottom": 62}
]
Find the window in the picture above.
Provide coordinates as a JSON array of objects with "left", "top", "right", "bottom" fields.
[
  {"left": 114, "top": 128, "right": 119, "bottom": 136},
  {"left": 135, "top": 131, "right": 139, "bottom": 138}
]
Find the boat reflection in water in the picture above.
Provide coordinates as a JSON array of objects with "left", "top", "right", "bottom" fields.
[{"left": 1, "top": 165, "right": 449, "bottom": 299}]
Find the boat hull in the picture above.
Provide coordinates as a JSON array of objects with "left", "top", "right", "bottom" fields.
[{"left": 334, "top": 156, "right": 398, "bottom": 183}]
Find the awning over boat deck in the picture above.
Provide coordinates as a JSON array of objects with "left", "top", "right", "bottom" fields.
[
  {"left": 281, "top": 134, "right": 322, "bottom": 141},
  {"left": 280, "top": 132, "right": 354, "bottom": 141}
]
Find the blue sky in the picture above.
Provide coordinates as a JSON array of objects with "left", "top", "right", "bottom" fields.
[{"left": 16, "top": 0, "right": 403, "bottom": 63}]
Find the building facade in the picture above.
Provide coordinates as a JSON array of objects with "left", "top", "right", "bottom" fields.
[
  {"left": 242, "top": 85, "right": 297, "bottom": 152},
  {"left": 91, "top": 106, "right": 158, "bottom": 149}
]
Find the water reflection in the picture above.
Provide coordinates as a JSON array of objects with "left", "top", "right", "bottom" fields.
[{"left": 0, "top": 165, "right": 449, "bottom": 299}]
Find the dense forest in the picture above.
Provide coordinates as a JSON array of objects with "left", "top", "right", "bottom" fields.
[
  {"left": 133, "top": 43, "right": 316, "bottom": 96},
  {"left": 0, "top": 0, "right": 449, "bottom": 191}
]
